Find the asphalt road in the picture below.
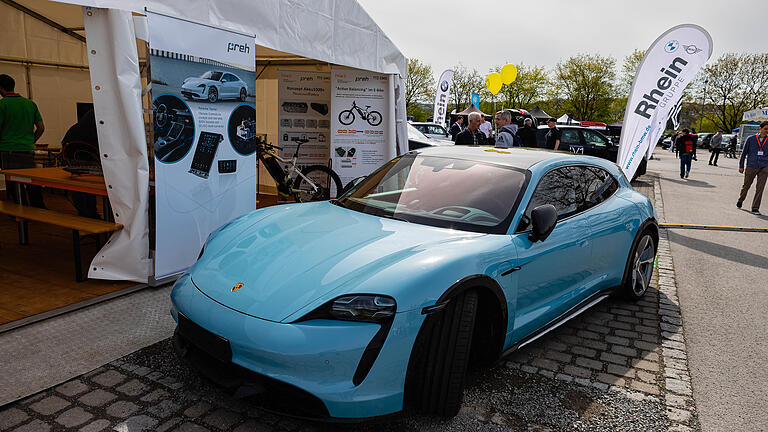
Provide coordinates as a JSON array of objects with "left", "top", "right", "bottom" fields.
[{"left": 650, "top": 148, "right": 768, "bottom": 431}]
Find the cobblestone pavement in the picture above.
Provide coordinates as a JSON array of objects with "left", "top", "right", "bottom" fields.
[{"left": 0, "top": 175, "right": 698, "bottom": 431}]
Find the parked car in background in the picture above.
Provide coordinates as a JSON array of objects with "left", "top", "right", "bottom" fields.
[
  {"left": 407, "top": 123, "right": 453, "bottom": 151},
  {"left": 697, "top": 133, "right": 713, "bottom": 149},
  {"left": 504, "top": 108, "right": 539, "bottom": 127},
  {"left": 411, "top": 122, "right": 451, "bottom": 141},
  {"left": 171, "top": 146, "right": 658, "bottom": 420},
  {"left": 661, "top": 136, "right": 673, "bottom": 150},
  {"left": 181, "top": 70, "right": 249, "bottom": 103}
]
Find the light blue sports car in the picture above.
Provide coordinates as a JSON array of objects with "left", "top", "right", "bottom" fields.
[{"left": 170, "top": 146, "right": 658, "bottom": 420}]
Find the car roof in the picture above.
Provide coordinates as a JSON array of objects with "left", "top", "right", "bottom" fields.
[
  {"left": 412, "top": 146, "right": 582, "bottom": 169},
  {"left": 410, "top": 122, "right": 444, "bottom": 127}
]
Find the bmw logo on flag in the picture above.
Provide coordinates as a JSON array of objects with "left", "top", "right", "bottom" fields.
[
  {"left": 665, "top": 40, "right": 679, "bottom": 53},
  {"left": 440, "top": 80, "right": 449, "bottom": 92}
]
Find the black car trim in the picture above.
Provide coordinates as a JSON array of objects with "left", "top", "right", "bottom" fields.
[
  {"left": 352, "top": 321, "right": 393, "bottom": 386},
  {"left": 436, "top": 274, "right": 508, "bottom": 335}
]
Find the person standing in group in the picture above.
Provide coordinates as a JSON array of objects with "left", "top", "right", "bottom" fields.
[
  {"left": 678, "top": 128, "right": 697, "bottom": 179},
  {"left": 478, "top": 116, "right": 492, "bottom": 141},
  {"left": 455, "top": 112, "right": 487, "bottom": 146},
  {"left": 518, "top": 118, "right": 537, "bottom": 147},
  {"left": 545, "top": 118, "right": 560, "bottom": 150},
  {"left": 449, "top": 116, "right": 464, "bottom": 142},
  {"left": 737, "top": 121, "right": 768, "bottom": 215},
  {"left": 493, "top": 110, "right": 518, "bottom": 148},
  {"left": 0, "top": 74, "right": 45, "bottom": 208},
  {"left": 709, "top": 130, "right": 723, "bottom": 166}
]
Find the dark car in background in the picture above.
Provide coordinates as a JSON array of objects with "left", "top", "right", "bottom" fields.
[
  {"left": 535, "top": 125, "right": 647, "bottom": 179},
  {"left": 505, "top": 108, "right": 538, "bottom": 127},
  {"left": 407, "top": 123, "right": 453, "bottom": 152}
]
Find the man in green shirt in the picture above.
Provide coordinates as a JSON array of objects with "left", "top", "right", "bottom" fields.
[{"left": 0, "top": 74, "right": 45, "bottom": 207}]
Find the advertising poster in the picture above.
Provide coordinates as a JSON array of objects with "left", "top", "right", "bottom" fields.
[
  {"left": 147, "top": 12, "right": 257, "bottom": 279},
  {"left": 277, "top": 70, "right": 331, "bottom": 168},
  {"left": 331, "top": 68, "right": 389, "bottom": 185}
]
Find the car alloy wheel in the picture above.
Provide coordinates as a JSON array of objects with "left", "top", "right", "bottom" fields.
[
  {"left": 208, "top": 87, "right": 218, "bottom": 103},
  {"left": 239, "top": 88, "right": 247, "bottom": 102},
  {"left": 631, "top": 234, "right": 655, "bottom": 297}
]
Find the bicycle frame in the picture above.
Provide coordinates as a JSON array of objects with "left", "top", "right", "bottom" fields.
[{"left": 257, "top": 140, "right": 321, "bottom": 195}]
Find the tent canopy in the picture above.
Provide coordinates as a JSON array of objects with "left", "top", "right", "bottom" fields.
[
  {"left": 528, "top": 105, "right": 550, "bottom": 120},
  {"left": 742, "top": 107, "right": 768, "bottom": 122},
  {"left": 557, "top": 113, "right": 580, "bottom": 125}
]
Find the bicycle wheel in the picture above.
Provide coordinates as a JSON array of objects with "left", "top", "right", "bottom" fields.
[
  {"left": 367, "top": 110, "right": 382, "bottom": 126},
  {"left": 292, "top": 165, "right": 343, "bottom": 202},
  {"left": 338, "top": 110, "right": 355, "bottom": 125}
]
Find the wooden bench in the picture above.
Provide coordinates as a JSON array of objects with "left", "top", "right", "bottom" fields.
[{"left": 0, "top": 201, "right": 123, "bottom": 282}]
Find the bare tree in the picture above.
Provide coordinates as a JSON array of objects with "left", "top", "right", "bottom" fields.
[{"left": 450, "top": 64, "right": 482, "bottom": 112}]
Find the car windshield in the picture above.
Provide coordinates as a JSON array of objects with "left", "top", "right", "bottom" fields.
[
  {"left": 201, "top": 71, "right": 223, "bottom": 81},
  {"left": 336, "top": 154, "right": 528, "bottom": 234},
  {"left": 408, "top": 123, "right": 430, "bottom": 140}
]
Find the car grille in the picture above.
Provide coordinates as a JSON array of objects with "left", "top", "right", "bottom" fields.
[{"left": 177, "top": 312, "right": 232, "bottom": 363}]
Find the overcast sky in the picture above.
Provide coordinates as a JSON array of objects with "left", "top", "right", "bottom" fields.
[{"left": 357, "top": 0, "right": 764, "bottom": 80}]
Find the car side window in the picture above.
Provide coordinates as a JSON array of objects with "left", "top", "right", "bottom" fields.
[
  {"left": 583, "top": 130, "right": 607, "bottom": 147},
  {"left": 517, "top": 166, "right": 591, "bottom": 231},
  {"left": 561, "top": 129, "right": 581, "bottom": 146},
  {"left": 583, "top": 167, "right": 619, "bottom": 205},
  {"left": 223, "top": 73, "right": 236, "bottom": 82}
]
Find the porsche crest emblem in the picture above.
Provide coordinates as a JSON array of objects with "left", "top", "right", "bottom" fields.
[{"left": 231, "top": 283, "right": 244, "bottom": 292}]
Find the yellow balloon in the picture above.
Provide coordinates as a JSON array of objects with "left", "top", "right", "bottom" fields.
[
  {"left": 486, "top": 73, "right": 503, "bottom": 95},
  {"left": 501, "top": 64, "right": 517, "bottom": 85}
]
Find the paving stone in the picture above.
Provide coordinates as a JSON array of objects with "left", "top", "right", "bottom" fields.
[
  {"left": 600, "top": 352, "right": 628, "bottom": 365},
  {"left": 665, "top": 357, "right": 689, "bottom": 371},
  {"left": 538, "top": 369, "right": 555, "bottom": 378},
  {"left": 0, "top": 407, "right": 29, "bottom": 429},
  {"left": 563, "top": 365, "right": 591, "bottom": 378},
  {"left": 596, "top": 373, "right": 625, "bottom": 386},
  {"left": 55, "top": 407, "right": 94, "bottom": 428},
  {"left": 554, "top": 373, "right": 574, "bottom": 382},
  {"left": 157, "top": 377, "right": 184, "bottom": 390},
  {"left": 662, "top": 340, "right": 686, "bottom": 350},
  {"left": 112, "top": 415, "right": 158, "bottom": 432},
  {"left": 155, "top": 417, "right": 182, "bottom": 432},
  {"left": 586, "top": 324, "right": 610, "bottom": 334},
  {"left": 505, "top": 361, "right": 521, "bottom": 369},
  {"left": 12, "top": 419, "right": 51, "bottom": 432},
  {"left": 576, "top": 330, "right": 600, "bottom": 340},
  {"left": 520, "top": 365, "right": 538, "bottom": 374},
  {"left": 576, "top": 357, "right": 603, "bottom": 370},
  {"left": 79, "top": 419, "right": 111, "bottom": 432},
  {"left": 641, "top": 333, "right": 660, "bottom": 343},
  {"left": 106, "top": 401, "right": 140, "bottom": 419},
  {"left": 607, "top": 364, "right": 635, "bottom": 378},
  {"left": 92, "top": 370, "right": 127, "bottom": 388},
  {"left": 55, "top": 380, "right": 90, "bottom": 397},
  {"left": 140, "top": 389, "right": 169, "bottom": 403},
  {"left": 131, "top": 367, "right": 152, "bottom": 377},
  {"left": 605, "top": 335, "right": 630, "bottom": 346},
  {"left": 17, "top": 393, "right": 46, "bottom": 406},
  {"left": 631, "top": 380, "right": 660, "bottom": 395},
  {"left": 634, "top": 359, "right": 660, "bottom": 372},
  {"left": 543, "top": 341, "right": 568, "bottom": 352},
  {"left": 661, "top": 331, "right": 685, "bottom": 342},
  {"left": 115, "top": 379, "right": 148, "bottom": 397},
  {"left": 610, "top": 308, "right": 632, "bottom": 316},
  {"left": 634, "top": 340, "right": 658, "bottom": 351},
  {"left": 175, "top": 423, "right": 209, "bottom": 432},
  {"left": 184, "top": 402, "right": 213, "bottom": 418},
  {"left": 79, "top": 390, "right": 118, "bottom": 407},
  {"left": 233, "top": 420, "right": 273, "bottom": 432},
  {"left": 83, "top": 367, "right": 106, "bottom": 379},
  {"left": 641, "top": 351, "right": 660, "bottom": 362},
  {"left": 118, "top": 363, "right": 138, "bottom": 372},
  {"left": 146, "top": 400, "right": 181, "bottom": 419},
  {"left": 580, "top": 339, "right": 608, "bottom": 351},
  {"left": 660, "top": 322, "right": 680, "bottom": 333},
  {"left": 571, "top": 346, "right": 597, "bottom": 358},
  {"left": 29, "top": 395, "right": 71, "bottom": 416},
  {"left": 531, "top": 358, "right": 559, "bottom": 371},
  {"left": 665, "top": 394, "right": 689, "bottom": 408},
  {"left": 636, "top": 370, "right": 658, "bottom": 383},
  {"left": 615, "top": 315, "right": 641, "bottom": 325},
  {"left": 611, "top": 345, "right": 638, "bottom": 357},
  {"left": 667, "top": 408, "right": 692, "bottom": 423},
  {"left": 544, "top": 350, "right": 572, "bottom": 363},
  {"left": 145, "top": 371, "right": 164, "bottom": 381},
  {"left": 590, "top": 381, "right": 610, "bottom": 391},
  {"left": 666, "top": 378, "right": 693, "bottom": 396},
  {"left": 614, "top": 329, "right": 640, "bottom": 339},
  {"left": 636, "top": 311, "right": 658, "bottom": 320},
  {"left": 202, "top": 409, "right": 242, "bottom": 430},
  {"left": 663, "top": 348, "right": 687, "bottom": 360}
]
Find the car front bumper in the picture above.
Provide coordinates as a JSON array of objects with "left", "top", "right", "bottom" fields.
[{"left": 170, "top": 273, "right": 424, "bottom": 419}]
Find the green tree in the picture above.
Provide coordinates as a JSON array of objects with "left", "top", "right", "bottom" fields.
[
  {"left": 405, "top": 59, "right": 435, "bottom": 111},
  {"left": 618, "top": 49, "right": 646, "bottom": 98},
  {"left": 552, "top": 53, "right": 616, "bottom": 122},
  {"left": 693, "top": 53, "right": 768, "bottom": 132},
  {"left": 493, "top": 64, "right": 550, "bottom": 110}
]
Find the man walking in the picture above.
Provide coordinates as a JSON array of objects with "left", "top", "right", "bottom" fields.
[
  {"left": 737, "top": 121, "right": 768, "bottom": 215},
  {"left": 449, "top": 116, "right": 463, "bottom": 142},
  {"left": 0, "top": 74, "right": 45, "bottom": 208},
  {"left": 494, "top": 110, "right": 517, "bottom": 148},
  {"left": 545, "top": 118, "right": 560, "bottom": 150},
  {"left": 519, "top": 118, "right": 537, "bottom": 147},
  {"left": 709, "top": 130, "right": 723, "bottom": 166},
  {"left": 678, "top": 128, "right": 697, "bottom": 179},
  {"left": 455, "top": 112, "right": 487, "bottom": 146}
]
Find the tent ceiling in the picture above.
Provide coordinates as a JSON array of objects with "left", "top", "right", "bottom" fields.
[{"left": 2, "top": 0, "right": 85, "bottom": 40}]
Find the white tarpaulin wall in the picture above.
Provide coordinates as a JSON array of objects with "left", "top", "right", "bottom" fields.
[{"left": 53, "top": 0, "right": 408, "bottom": 282}]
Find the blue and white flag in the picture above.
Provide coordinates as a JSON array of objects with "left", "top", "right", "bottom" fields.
[
  {"left": 618, "top": 24, "right": 713, "bottom": 179},
  {"left": 471, "top": 92, "right": 480, "bottom": 108},
  {"left": 432, "top": 69, "right": 453, "bottom": 125}
]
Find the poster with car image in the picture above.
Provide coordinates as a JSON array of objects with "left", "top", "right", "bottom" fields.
[
  {"left": 147, "top": 12, "right": 257, "bottom": 279},
  {"left": 331, "top": 67, "right": 388, "bottom": 185},
  {"left": 277, "top": 70, "right": 331, "bottom": 169}
]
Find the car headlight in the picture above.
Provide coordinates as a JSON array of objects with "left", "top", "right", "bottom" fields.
[{"left": 296, "top": 295, "right": 396, "bottom": 323}]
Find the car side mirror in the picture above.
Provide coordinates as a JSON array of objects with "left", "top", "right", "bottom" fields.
[{"left": 528, "top": 204, "right": 557, "bottom": 242}]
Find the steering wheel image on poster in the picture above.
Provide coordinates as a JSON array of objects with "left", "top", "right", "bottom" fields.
[
  {"left": 153, "top": 94, "right": 195, "bottom": 164},
  {"left": 228, "top": 104, "right": 258, "bottom": 156}
]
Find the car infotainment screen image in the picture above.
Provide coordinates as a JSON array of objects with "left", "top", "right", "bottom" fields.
[{"left": 189, "top": 132, "right": 223, "bottom": 178}]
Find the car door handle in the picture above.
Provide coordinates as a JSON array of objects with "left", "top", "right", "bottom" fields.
[
  {"left": 500, "top": 266, "right": 521, "bottom": 276},
  {"left": 578, "top": 239, "right": 589, "bottom": 248}
]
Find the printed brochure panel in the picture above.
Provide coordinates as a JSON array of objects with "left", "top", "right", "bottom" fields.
[
  {"left": 331, "top": 68, "right": 389, "bottom": 186},
  {"left": 148, "top": 14, "right": 257, "bottom": 279},
  {"left": 277, "top": 70, "right": 331, "bottom": 169}
]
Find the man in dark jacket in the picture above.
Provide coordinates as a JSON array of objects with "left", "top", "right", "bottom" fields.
[
  {"left": 737, "top": 121, "right": 768, "bottom": 214},
  {"left": 449, "top": 116, "right": 463, "bottom": 141},
  {"left": 678, "top": 128, "right": 697, "bottom": 179},
  {"left": 518, "top": 118, "right": 537, "bottom": 147},
  {"left": 709, "top": 130, "right": 723, "bottom": 166},
  {"left": 455, "top": 112, "right": 487, "bottom": 146}
]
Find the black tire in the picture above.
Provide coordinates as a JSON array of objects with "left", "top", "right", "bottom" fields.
[
  {"left": 367, "top": 110, "right": 382, "bottom": 126},
  {"left": 239, "top": 88, "right": 247, "bottom": 102},
  {"left": 208, "top": 87, "right": 218, "bottom": 103},
  {"left": 404, "top": 290, "right": 478, "bottom": 417},
  {"left": 338, "top": 110, "right": 355, "bottom": 125},
  {"left": 621, "top": 231, "right": 656, "bottom": 300},
  {"left": 292, "top": 165, "right": 343, "bottom": 202}
]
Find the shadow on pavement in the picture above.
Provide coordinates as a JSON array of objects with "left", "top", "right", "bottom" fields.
[
  {"left": 663, "top": 178, "right": 714, "bottom": 188},
  {"left": 667, "top": 230, "right": 768, "bottom": 270}
]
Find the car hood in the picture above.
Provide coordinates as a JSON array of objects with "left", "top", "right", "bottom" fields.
[
  {"left": 182, "top": 78, "right": 213, "bottom": 88},
  {"left": 189, "top": 202, "right": 484, "bottom": 323}
]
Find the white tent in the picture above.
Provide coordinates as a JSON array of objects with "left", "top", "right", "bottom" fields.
[
  {"left": 556, "top": 113, "right": 580, "bottom": 125},
  {"left": 2, "top": 0, "right": 408, "bottom": 282},
  {"left": 743, "top": 107, "right": 768, "bottom": 122}
]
